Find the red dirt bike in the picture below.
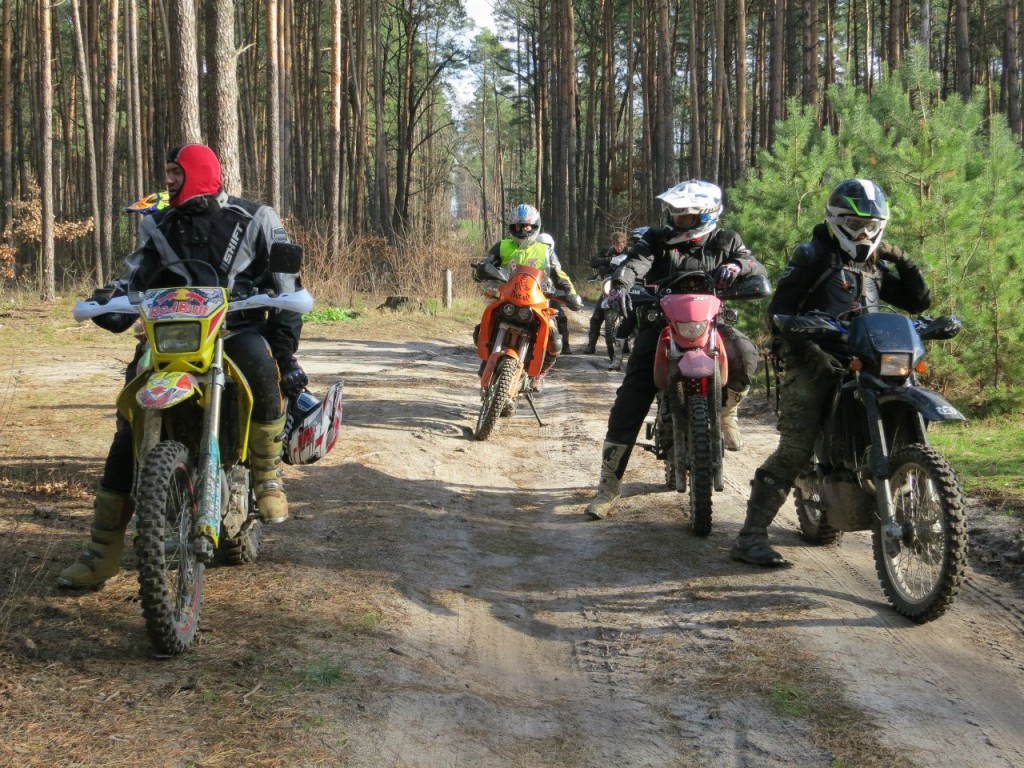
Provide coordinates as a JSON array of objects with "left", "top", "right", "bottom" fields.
[
  {"left": 639, "top": 270, "right": 772, "bottom": 535},
  {"left": 473, "top": 261, "right": 574, "bottom": 440}
]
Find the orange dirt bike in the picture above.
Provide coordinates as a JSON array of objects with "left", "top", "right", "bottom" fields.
[
  {"left": 473, "top": 261, "right": 575, "bottom": 440},
  {"left": 73, "top": 252, "right": 315, "bottom": 655}
]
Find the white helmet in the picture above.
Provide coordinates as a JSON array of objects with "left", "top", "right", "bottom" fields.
[
  {"left": 283, "top": 381, "right": 343, "bottom": 465},
  {"left": 825, "top": 179, "right": 889, "bottom": 262},
  {"left": 656, "top": 180, "right": 722, "bottom": 244},
  {"left": 508, "top": 203, "right": 541, "bottom": 247}
]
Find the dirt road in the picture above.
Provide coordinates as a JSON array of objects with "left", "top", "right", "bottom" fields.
[{"left": 2, "top": 305, "right": 1023, "bottom": 767}]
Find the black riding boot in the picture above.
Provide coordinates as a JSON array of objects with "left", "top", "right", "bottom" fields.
[{"left": 730, "top": 470, "right": 792, "bottom": 567}]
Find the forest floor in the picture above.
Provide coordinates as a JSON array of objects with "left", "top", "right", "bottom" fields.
[{"left": 1, "top": 298, "right": 1023, "bottom": 768}]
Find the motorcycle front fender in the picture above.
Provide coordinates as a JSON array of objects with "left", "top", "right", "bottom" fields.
[
  {"left": 677, "top": 348, "right": 716, "bottom": 379},
  {"left": 879, "top": 386, "right": 967, "bottom": 422},
  {"left": 135, "top": 371, "right": 202, "bottom": 410},
  {"left": 480, "top": 349, "right": 521, "bottom": 389}
]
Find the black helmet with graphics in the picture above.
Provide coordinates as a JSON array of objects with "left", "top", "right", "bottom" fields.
[{"left": 825, "top": 179, "right": 890, "bottom": 262}]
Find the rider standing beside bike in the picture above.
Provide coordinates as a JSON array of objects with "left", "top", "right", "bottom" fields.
[
  {"left": 731, "top": 178, "right": 932, "bottom": 567},
  {"left": 59, "top": 143, "right": 307, "bottom": 589},
  {"left": 587, "top": 180, "right": 766, "bottom": 519},
  {"left": 582, "top": 231, "right": 628, "bottom": 355},
  {"left": 474, "top": 203, "right": 583, "bottom": 381}
]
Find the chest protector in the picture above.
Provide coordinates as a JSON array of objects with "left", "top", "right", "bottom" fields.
[
  {"left": 499, "top": 240, "right": 551, "bottom": 271},
  {"left": 800, "top": 250, "right": 883, "bottom": 318}
]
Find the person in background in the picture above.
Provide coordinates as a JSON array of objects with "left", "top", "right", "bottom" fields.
[
  {"left": 582, "top": 231, "right": 629, "bottom": 355},
  {"left": 473, "top": 203, "right": 583, "bottom": 383},
  {"left": 58, "top": 143, "right": 307, "bottom": 589}
]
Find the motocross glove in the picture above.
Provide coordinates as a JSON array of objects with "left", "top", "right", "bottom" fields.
[
  {"left": 608, "top": 285, "right": 632, "bottom": 317},
  {"left": 877, "top": 242, "right": 909, "bottom": 265},
  {"left": 565, "top": 293, "right": 584, "bottom": 312},
  {"left": 713, "top": 263, "right": 742, "bottom": 291},
  {"left": 280, "top": 360, "right": 309, "bottom": 397}
]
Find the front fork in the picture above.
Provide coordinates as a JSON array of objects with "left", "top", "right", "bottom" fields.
[
  {"left": 858, "top": 382, "right": 902, "bottom": 550},
  {"left": 193, "top": 339, "right": 226, "bottom": 562}
]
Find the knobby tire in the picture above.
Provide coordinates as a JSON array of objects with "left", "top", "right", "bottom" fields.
[
  {"left": 135, "top": 441, "right": 205, "bottom": 655},
  {"left": 475, "top": 357, "right": 518, "bottom": 440},
  {"left": 603, "top": 309, "right": 620, "bottom": 361},
  {"left": 871, "top": 444, "right": 967, "bottom": 623},
  {"left": 794, "top": 468, "right": 843, "bottom": 546},
  {"left": 685, "top": 395, "right": 714, "bottom": 537}
]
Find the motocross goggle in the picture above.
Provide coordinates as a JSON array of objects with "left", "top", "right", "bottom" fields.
[{"left": 841, "top": 216, "right": 884, "bottom": 239}]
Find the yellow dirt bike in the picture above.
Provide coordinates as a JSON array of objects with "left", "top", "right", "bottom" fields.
[{"left": 73, "top": 254, "right": 313, "bottom": 655}]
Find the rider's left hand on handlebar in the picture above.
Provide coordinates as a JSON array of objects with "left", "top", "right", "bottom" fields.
[{"left": 713, "top": 263, "right": 741, "bottom": 291}]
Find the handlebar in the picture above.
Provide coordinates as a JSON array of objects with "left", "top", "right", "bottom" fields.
[{"left": 73, "top": 287, "right": 315, "bottom": 323}]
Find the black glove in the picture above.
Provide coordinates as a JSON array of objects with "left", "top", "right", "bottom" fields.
[
  {"left": 280, "top": 361, "right": 309, "bottom": 397},
  {"left": 877, "top": 242, "right": 909, "bottom": 265},
  {"left": 566, "top": 293, "right": 584, "bottom": 312},
  {"left": 713, "top": 263, "right": 741, "bottom": 290},
  {"left": 90, "top": 286, "right": 117, "bottom": 305},
  {"left": 799, "top": 342, "right": 845, "bottom": 379}
]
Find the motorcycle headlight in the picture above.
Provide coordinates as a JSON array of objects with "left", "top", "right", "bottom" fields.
[
  {"left": 153, "top": 322, "right": 202, "bottom": 353},
  {"left": 500, "top": 302, "right": 516, "bottom": 318},
  {"left": 516, "top": 306, "right": 533, "bottom": 322},
  {"left": 880, "top": 353, "right": 912, "bottom": 377},
  {"left": 674, "top": 320, "right": 708, "bottom": 339}
]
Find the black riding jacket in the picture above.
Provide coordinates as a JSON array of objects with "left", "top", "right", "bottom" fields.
[
  {"left": 106, "top": 192, "right": 303, "bottom": 366},
  {"left": 769, "top": 223, "right": 931, "bottom": 324},
  {"left": 614, "top": 225, "right": 766, "bottom": 289},
  {"left": 590, "top": 245, "right": 629, "bottom": 279}
]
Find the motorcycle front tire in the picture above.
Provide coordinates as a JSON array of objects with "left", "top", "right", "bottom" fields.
[
  {"left": 475, "top": 356, "right": 518, "bottom": 440},
  {"left": 135, "top": 440, "right": 205, "bottom": 655},
  {"left": 871, "top": 444, "right": 967, "bottom": 623},
  {"left": 603, "top": 308, "right": 620, "bottom": 360}
]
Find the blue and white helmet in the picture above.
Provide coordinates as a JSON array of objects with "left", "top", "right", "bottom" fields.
[
  {"left": 508, "top": 204, "right": 541, "bottom": 247},
  {"left": 656, "top": 180, "right": 722, "bottom": 245}
]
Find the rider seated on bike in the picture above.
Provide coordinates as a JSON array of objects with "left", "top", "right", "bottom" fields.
[
  {"left": 58, "top": 143, "right": 307, "bottom": 590},
  {"left": 472, "top": 204, "right": 583, "bottom": 382},
  {"left": 730, "top": 178, "right": 932, "bottom": 567},
  {"left": 587, "top": 180, "right": 767, "bottom": 520},
  {"left": 582, "top": 231, "right": 628, "bottom": 355}
]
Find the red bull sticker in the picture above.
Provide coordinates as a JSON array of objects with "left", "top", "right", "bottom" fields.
[{"left": 143, "top": 287, "right": 225, "bottom": 320}]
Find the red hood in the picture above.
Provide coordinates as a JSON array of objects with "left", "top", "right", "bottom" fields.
[{"left": 168, "top": 144, "right": 222, "bottom": 207}]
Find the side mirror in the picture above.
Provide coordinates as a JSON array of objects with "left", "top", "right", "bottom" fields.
[{"left": 269, "top": 242, "right": 303, "bottom": 273}]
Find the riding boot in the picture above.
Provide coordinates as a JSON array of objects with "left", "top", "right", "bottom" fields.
[
  {"left": 583, "top": 317, "right": 600, "bottom": 354},
  {"left": 730, "top": 470, "right": 792, "bottom": 566},
  {"left": 586, "top": 441, "right": 630, "bottom": 519},
  {"left": 608, "top": 340, "right": 624, "bottom": 371},
  {"left": 57, "top": 487, "right": 134, "bottom": 589},
  {"left": 557, "top": 314, "right": 572, "bottom": 355},
  {"left": 721, "top": 386, "right": 749, "bottom": 451},
  {"left": 250, "top": 415, "right": 289, "bottom": 523}
]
